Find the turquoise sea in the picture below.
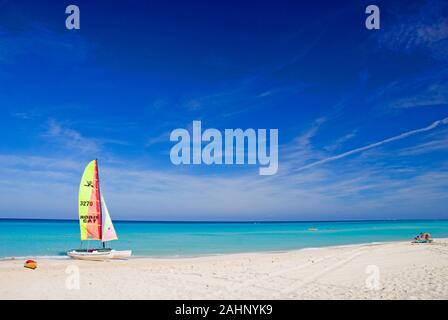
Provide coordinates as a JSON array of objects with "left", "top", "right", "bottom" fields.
[{"left": 1, "top": 219, "right": 448, "bottom": 258}]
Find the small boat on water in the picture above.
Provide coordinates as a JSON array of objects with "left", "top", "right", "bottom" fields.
[{"left": 67, "top": 159, "right": 132, "bottom": 260}]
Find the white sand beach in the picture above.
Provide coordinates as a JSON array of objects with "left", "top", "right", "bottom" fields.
[{"left": 1, "top": 239, "right": 447, "bottom": 300}]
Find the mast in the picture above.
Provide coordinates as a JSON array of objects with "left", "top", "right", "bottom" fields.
[{"left": 95, "top": 158, "right": 104, "bottom": 247}]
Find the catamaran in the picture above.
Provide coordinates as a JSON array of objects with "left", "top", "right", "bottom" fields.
[{"left": 67, "top": 159, "right": 132, "bottom": 260}]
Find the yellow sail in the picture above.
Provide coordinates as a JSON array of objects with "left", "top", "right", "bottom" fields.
[{"left": 78, "top": 160, "right": 102, "bottom": 240}]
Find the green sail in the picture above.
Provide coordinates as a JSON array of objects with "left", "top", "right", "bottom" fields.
[{"left": 78, "top": 160, "right": 102, "bottom": 240}]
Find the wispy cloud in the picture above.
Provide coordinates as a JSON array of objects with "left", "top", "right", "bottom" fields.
[
  {"left": 398, "top": 128, "right": 448, "bottom": 156},
  {"left": 0, "top": 24, "right": 89, "bottom": 64},
  {"left": 145, "top": 131, "right": 171, "bottom": 147},
  {"left": 41, "top": 119, "right": 130, "bottom": 154},
  {"left": 10, "top": 111, "right": 35, "bottom": 120},
  {"left": 181, "top": 79, "right": 300, "bottom": 114},
  {"left": 1, "top": 115, "right": 448, "bottom": 220},
  {"left": 0, "top": 151, "right": 447, "bottom": 220},
  {"left": 378, "top": 0, "right": 448, "bottom": 59},
  {"left": 42, "top": 120, "right": 100, "bottom": 154},
  {"left": 366, "top": 68, "right": 448, "bottom": 113},
  {"left": 390, "top": 83, "right": 448, "bottom": 109},
  {"left": 281, "top": 117, "right": 327, "bottom": 171},
  {"left": 295, "top": 116, "right": 448, "bottom": 172},
  {"left": 324, "top": 130, "right": 357, "bottom": 152}
]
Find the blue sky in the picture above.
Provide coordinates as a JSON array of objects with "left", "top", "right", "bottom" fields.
[{"left": 0, "top": 0, "right": 447, "bottom": 220}]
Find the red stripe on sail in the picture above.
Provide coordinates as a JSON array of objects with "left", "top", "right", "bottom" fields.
[{"left": 86, "top": 160, "right": 102, "bottom": 240}]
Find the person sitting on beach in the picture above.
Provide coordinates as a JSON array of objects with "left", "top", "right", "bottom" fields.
[{"left": 413, "top": 232, "right": 432, "bottom": 242}]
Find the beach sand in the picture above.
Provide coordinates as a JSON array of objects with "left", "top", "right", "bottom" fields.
[{"left": 1, "top": 239, "right": 447, "bottom": 300}]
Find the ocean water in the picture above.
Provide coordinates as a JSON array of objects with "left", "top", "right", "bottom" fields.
[{"left": 1, "top": 219, "right": 448, "bottom": 258}]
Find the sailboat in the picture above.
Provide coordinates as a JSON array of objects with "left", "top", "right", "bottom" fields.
[{"left": 67, "top": 160, "right": 132, "bottom": 260}]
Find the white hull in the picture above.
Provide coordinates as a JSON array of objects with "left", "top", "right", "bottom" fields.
[
  {"left": 111, "top": 250, "right": 132, "bottom": 259},
  {"left": 67, "top": 249, "right": 132, "bottom": 261},
  {"left": 67, "top": 250, "right": 114, "bottom": 261}
]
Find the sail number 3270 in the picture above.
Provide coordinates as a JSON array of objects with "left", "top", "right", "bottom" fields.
[{"left": 80, "top": 200, "right": 94, "bottom": 207}]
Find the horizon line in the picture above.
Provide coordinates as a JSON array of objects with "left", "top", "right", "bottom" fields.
[{"left": 0, "top": 217, "right": 447, "bottom": 223}]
